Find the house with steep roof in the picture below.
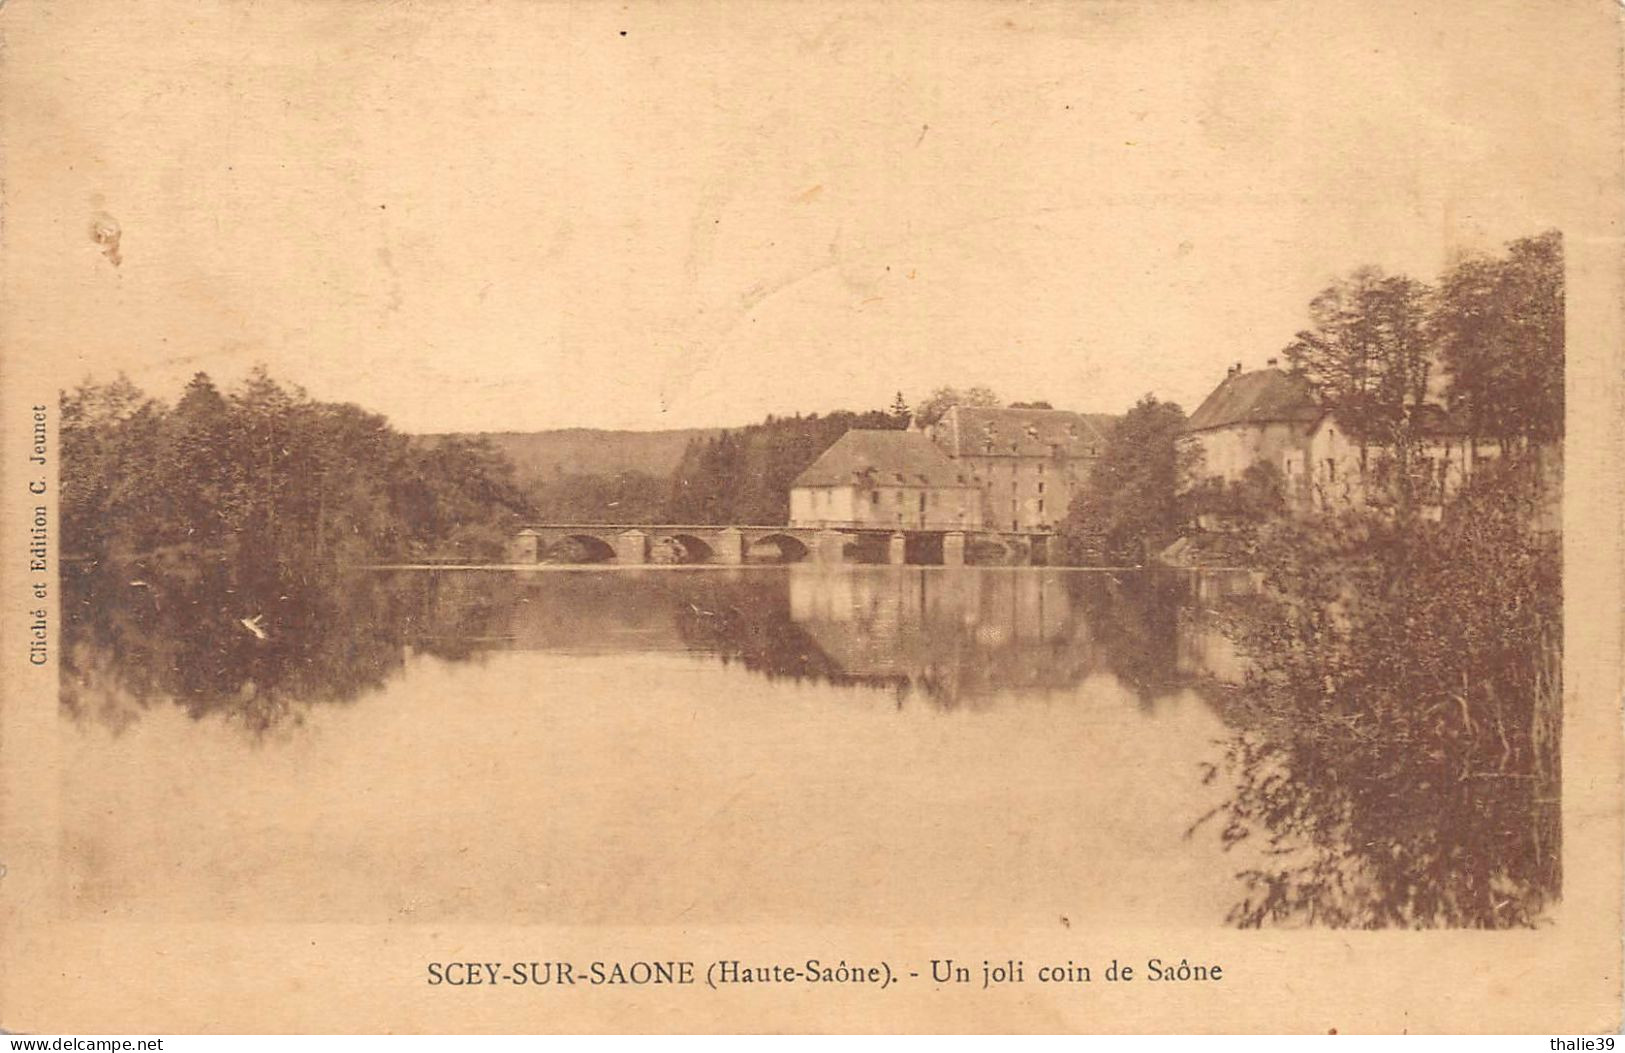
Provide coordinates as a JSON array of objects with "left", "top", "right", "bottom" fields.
[
  {"left": 789, "top": 429, "right": 983, "bottom": 530},
  {"left": 1184, "top": 361, "right": 1499, "bottom": 515},
  {"left": 1181, "top": 362, "right": 1322, "bottom": 492},
  {"left": 924, "top": 405, "right": 1110, "bottom": 532}
]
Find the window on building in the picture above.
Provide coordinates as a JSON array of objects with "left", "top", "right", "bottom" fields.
[
  {"left": 1326, "top": 458, "right": 1336, "bottom": 481},
  {"left": 870, "top": 491, "right": 879, "bottom": 506},
  {"left": 1038, "top": 499, "right": 1045, "bottom": 515},
  {"left": 919, "top": 493, "right": 927, "bottom": 515},
  {"left": 1037, "top": 462, "right": 1045, "bottom": 475},
  {"left": 1037, "top": 482, "right": 1045, "bottom": 494}
]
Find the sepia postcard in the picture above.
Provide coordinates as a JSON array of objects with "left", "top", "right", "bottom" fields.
[{"left": 1, "top": 0, "right": 1621, "bottom": 1035}]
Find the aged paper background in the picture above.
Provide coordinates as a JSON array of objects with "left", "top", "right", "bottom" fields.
[{"left": 2, "top": 0, "right": 1621, "bottom": 1033}]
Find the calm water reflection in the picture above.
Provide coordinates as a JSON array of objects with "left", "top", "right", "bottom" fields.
[{"left": 62, "top": 563, "right": 1251, "bottom": 925}]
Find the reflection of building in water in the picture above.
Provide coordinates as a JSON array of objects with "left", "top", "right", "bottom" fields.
[
  {"left": 409, "top": 565, "right": 1239, "bottom": 711},
  {"left": 787, "top": 567, "right": 1094, "bottom": 703}
]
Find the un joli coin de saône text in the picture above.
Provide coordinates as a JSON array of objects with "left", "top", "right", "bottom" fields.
[{"left": 424, "top": 958, "right": 1225, "bottom": 990}]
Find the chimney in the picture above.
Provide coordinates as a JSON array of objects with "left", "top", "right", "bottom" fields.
[{"left": 1266, "top": 356, "right": 1279, "bottom": 368}]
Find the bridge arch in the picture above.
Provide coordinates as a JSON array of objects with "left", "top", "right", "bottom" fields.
[
  {"left": 653, "top": 533, "right": 715, "bottom": 564},
  {"left": 549, "top": 533, "right": 617, "bottom": 563},
  {"left": 746, "top": 532, "right": 810, "bottom": 563}
]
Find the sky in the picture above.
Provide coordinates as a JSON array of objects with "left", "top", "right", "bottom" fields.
[{"left": 3, "top": 0, "right": 1614, "bottom": 433}]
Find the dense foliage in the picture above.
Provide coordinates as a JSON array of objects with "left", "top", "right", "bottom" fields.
[
  {"left": 1283, "top": 231, "right": 1563, "bottom": 508},
  {"left": 1284, "top": 267, "right": 1432, "bottom": 450},
  {"left": 1057, "top": 395, "right": 1193, "bottom": 565},
  {"left": 526, "top": 470, "right": 670, "bottom": 523},
  {"left": 666, "top": 409, "right": 907, "bottom": 524},
  {"left": 1433, "top": 230, "right": 1564, "bottom": 448},
  {"left": 1204, "top": 458, "right": 1561, "bottom": 927},
  {"left": 62, "top": 368, "right": 532, "bottom": 572}
]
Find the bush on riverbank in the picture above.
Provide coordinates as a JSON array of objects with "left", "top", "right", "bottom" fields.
[{"left": 1202, "top": 457, "right": 1561, "bottom": 927}]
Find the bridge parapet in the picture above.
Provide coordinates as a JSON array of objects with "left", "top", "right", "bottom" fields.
[{"left": 511, "top": 523, "right": 1052, "bottom": 566}]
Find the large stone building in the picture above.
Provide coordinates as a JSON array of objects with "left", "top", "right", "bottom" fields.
[
  {"left": 1179, "top": 363, "right": 1322, "bottom": 492},
  {"left": 789, "top": 429, "right": 983, "bottom": 530},
  {"left": 923, "top": 405, "right": 1111, "bottom": 532},
  {"left": 1182, "top": 362, "right": 1499, "bottom": 514}
]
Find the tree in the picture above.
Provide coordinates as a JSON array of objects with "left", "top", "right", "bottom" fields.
[
  {"left": 1058, "top": 394, "right": 1193, "bottom": 565},
  {"left": 1284, "top": 266, "right": 1432, "bottom": 506},
  {"left": 912, "top": 385, "right": 1001, "bottom": 427},
  {"left": 888, "top": 391, "right": 911, "bottom": 426},
  {"left": 1007, "top": 400, "right": 1053, "bottom": 410},
  {"left": 1435, "top": 230, "right": 1563, "bottom": 450}
]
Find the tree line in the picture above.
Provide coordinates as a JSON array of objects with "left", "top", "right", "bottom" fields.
[
  {"left": 665, "top": 407, "right": 909, "bottom": 523},
  {"left": 528, "top": 385, "right": 1044, "bottom": 526},
  {"left": 63, "top": 367, "right": 533, "bottom": 574}
]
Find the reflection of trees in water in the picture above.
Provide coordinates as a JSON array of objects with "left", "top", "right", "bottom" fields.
[
  {"left": 62, "top": 560, "right": 512, "bottom": 734},
  {"left": 1067, "top": 571, "right": 1194, "bottom": 707},
  {"left": 68, "top": 560, "right": 1215, "bottom": 729},
  {"left": 671, "top": 568, "right": 1202, "bottom": 710},
  {"left": 1197, "top": 466, "right": 1561, "bottom": 928}
]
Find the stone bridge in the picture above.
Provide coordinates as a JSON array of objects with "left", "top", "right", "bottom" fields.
[{"left": 508, "top": 524, "right": 1053, "bottom": 566}]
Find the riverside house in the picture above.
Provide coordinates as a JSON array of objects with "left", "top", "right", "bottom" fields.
[
  {"left": 789, "top": 429, "right": 984, "bottom": 530},
  {"left": 1182, "top": 361, "right": 1499, "bottom": 516}
]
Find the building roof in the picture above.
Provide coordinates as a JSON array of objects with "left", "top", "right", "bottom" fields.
[
  {"left": 1184, "top": 367, "right": 1321, "bottom": 433},
  {"left": 1080, "top": 413, "right": 1120, "bottom": 442},
  {"left": 931, "top": 405, "right": 1109, "bottom": 458},
  {"left": 792, "top": 429, "right": 970, "bottom": 489}
]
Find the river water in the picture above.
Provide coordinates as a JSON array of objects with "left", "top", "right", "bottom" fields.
[{"left": 60, "top": 564, "right": 1257, "bottom": 927}]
